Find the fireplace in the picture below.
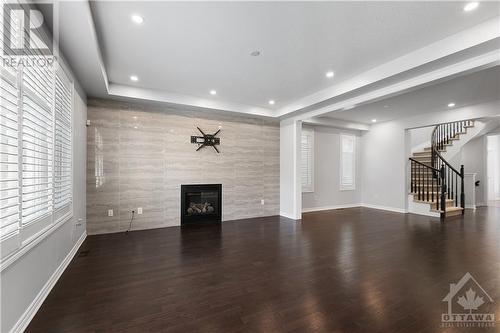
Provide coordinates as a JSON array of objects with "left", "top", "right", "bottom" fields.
[{"left": 181, "top": 184, "right": 222, "bottom": 225}]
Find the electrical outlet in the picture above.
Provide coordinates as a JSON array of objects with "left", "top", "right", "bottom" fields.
[
  {"left": 261, "top": 199, "right": 265, "bottom": 205},
  {"left": 138, "top": 207, "right": 143, "bottom": 215},
  {"left": 107, "top": 209, "right": 113, "bottom": 217}
]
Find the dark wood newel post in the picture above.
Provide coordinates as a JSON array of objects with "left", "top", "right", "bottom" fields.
[
  {"left": 460, "top": 165, "right": 465, "bottom": 215},
  {"left": 440, "top": 165, "right": 446, "bottom": 220}
]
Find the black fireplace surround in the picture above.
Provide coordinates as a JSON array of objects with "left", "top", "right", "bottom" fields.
[{"left": 181, "top": 184, "right": 222, "bottom": 225}]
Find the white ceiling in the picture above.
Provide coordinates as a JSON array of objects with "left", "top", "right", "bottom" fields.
[
  {"left": 89, "top": 1, "right": 500, "bottom": 110},
  {"left": 43, "top": 1, "right": 500, "bottom": 121},
  {"left": 322, "top": 65, "right": 500, "bottom": 124}
]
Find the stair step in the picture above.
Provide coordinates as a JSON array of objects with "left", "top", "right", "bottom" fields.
[
  {"left": 431, "top": 206, "right": 464, "bottom": 216},
  {"left": 413, "top": 184, "right": 441, "bottom": 188},
  {"left": 423, "top": 147, "right": 446, "bottom": 152},
  {"left": 412, "top": 154, "right": 432, "bottom": 159},
  {"left": 413, "top": 198, "right": 455, "bottom": 208},
  {"left": 411, "top": 191, "right": 441, "bottom": 196},
  {"left": 413, "top": 151, "right": 432, "bottom": 157},
  {"left": 411, "top": 179, "right": 438, "bottom": 183},
  {"left": 412, "top": 158, "right": 432, "bottom": 163}
]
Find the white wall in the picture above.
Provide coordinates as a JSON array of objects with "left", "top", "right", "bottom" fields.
[
  {"left": 487, "top": 134, "right": 500, "bottom": 201},
  {"left": 0, "top": 91, "right": 87, "bottom": 333},
  {"left": 361, "top": 100, "right": 500, "bottom": 212},
  {"left": 302, "top": 126, "right": 362, "bottom": 211},
  {"left": 361, "top": 121, "right": 408, "bottom": 212},
  {"left": 410, "top": 126, "right": 433, "bottom": 152},
  {"left": 280, "top": 119, "right": 302, "bottom": 219},
  {"left": 460, "top": 136, "right": 486, "bottom": 205}
]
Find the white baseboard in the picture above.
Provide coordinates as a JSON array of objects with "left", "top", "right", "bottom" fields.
[
  {"left": 10, "top": 231, "right": 87, "bottom": 333},
  {"left": 360, "top": 203, "right": 407, "bottom": 214},
  {"left": 302, "top": 204, "right": 361, "bottom": 213},
  {"left": 465, "top": 204, "right": 476, "bottom": 210},
  {"left": 279, "top": 212, "right": 300, "bottom": 220},
  {"left": 301, "top": 203, "right": 406, "bottom": 214}
]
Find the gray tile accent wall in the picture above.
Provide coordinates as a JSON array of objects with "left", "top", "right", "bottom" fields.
[{"left": 86, "top": 99, "right": 280, "bottom": 235}]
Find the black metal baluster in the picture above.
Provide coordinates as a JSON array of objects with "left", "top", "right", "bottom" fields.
[
  {"left": 419, "top": 163, "right": 422, "bottom": 200},
  {"left": 440, "top": 125, "right": 442, "bottom": 150},
  {"left": 436, "top": 126, "right": 441, "bottom": 150},
  {"left": 441, "top": 125, "right": 444, "bottom": 147},
  {"left": 460, "top": 165, "right": 465, "bottom": 214},
  {"left": 416, "top": 163, "right": 419, "bottom": 199},
  {"left": 446, "top": 166, "right": 453, "bottom": 199},
  {"left": 437, "top": 163, "right": 440, "bottom": 211},
  {"left": 452, "top": 172, "right": 455, "bottom": 206},
  {"left": 440, "top": 165, "right": 446, "bottom": 219},
  {"left": 410, "top": 161, "right": 413, "bottom": 193},
  {"left": 432, "top": 168, "right": 435, "bottom": 204},
  {"left": 455, "top": 173, "right": 458, "bottom": 207},
  {"left": 426, "top": 168, "right": 429, "bottom": 202},
  {"left": 444, "top": 124, "right": 450, "bottom": 144},
  {"left": 446, "top": 124, "right": 449, "bottom": 145}
]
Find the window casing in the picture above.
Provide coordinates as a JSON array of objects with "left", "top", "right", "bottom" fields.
[
  {"left": 340, "top": 134, "right": 356, "bottom": 191},
  {"left": 301, "top": 128, "right": 314, "bottom": 193}
]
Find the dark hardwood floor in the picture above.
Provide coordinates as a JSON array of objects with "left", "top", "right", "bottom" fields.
[{"left": 27, "top": 207, "right": 500, "bottom": 333}]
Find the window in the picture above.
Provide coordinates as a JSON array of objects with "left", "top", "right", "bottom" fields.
[
  {"left": 340, "top": 134, "right": 356, "bottom": 190},
  {"left": 0, "top": 62, "right": 73, "bottom": 255},
  {"left": 0, "top": 1, "right": 74, "bottom": 265},
  {"left": 301, "top": 128, "right": 314, "bottom": 192}
]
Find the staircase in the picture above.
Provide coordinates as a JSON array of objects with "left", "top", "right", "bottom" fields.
[{"left": 409, "top": 120, "right": 474, "bottom": 219}]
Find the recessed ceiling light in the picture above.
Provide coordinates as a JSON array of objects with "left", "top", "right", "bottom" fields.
[
  {"left": 463, "top": 2, "right": 479, "bottom": 12},
  {"left": 372, "top": 119, "right": 377, "bottom": 123},
  {"left": 448, "top": 102, "right": 456, "bottom": 107},
  {"left": 131, "top": 14, "right": 144, "bottom": 24},
  {"left": 210, "top": 90, "right": 217, "bottom": 95},
  {"left": 326, "top": 71, "right": 335, "bottom": 78},
  {"left": 133, "top": 116, "right": 137, "bottom": 120},
  {"left": 130, "top": 75, "right": 138, "bottom": 82},
  {"left": 250, "top": 50, "right": 261, "bottom": 57},
  {"left": 268, "top": 100, "right": 275, "bottom": 105},
  {"left": 133, "top": 126, "right": 138, "bottom": 129}
]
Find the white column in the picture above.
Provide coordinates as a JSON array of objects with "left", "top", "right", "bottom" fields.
[{"left": 280, "top": 119, "right": 302, "bottom": 220}]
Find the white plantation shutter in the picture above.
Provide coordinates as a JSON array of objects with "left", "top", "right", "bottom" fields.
[
  {"left": 1, "top": 68, "right": 20, "bottom": 239},
  {"left": 54, "top": 68, "right": 72, "bottom": 209},
  {"left": 301, "top": 128, "right": 314, "bottom": 192},
  {"left": 0, "top": 2, "right": 75, "bottom": 261},
  {"left": 340, "top": 134, "right": 356, "bottom": 190},
  {"left": 21, "top": 64, "right": 54, "bottom": 224}
]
